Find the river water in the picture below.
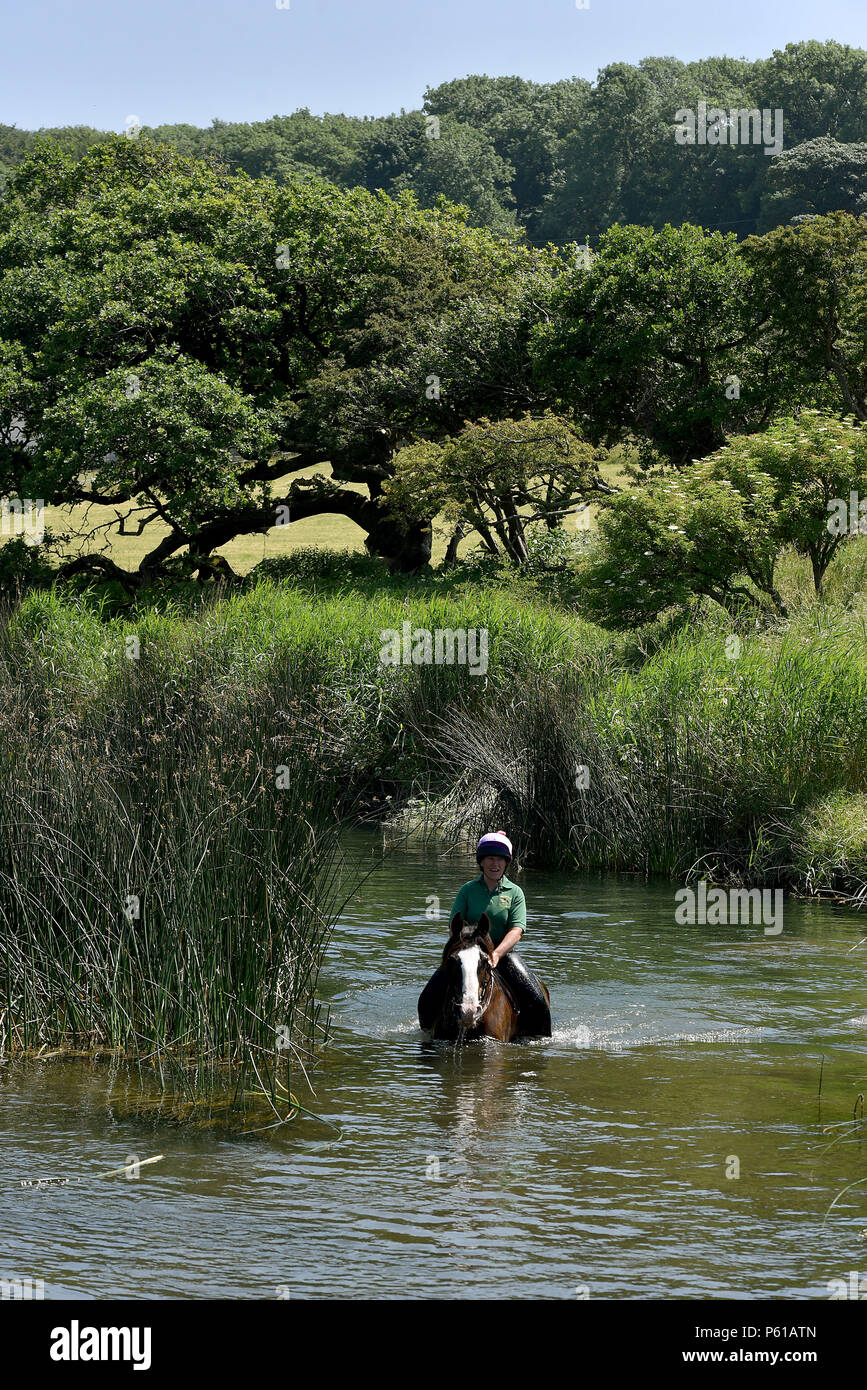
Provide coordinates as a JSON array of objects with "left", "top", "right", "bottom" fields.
[{"left": 2, "top": 833, "right": 866, "bottom": 1300}]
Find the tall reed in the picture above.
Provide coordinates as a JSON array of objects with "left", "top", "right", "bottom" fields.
[
  {"left": 0, "top": 592, "right": 344, "bottom": 1114},
  {"left": 428, "top": 605, "right": 867, "bottom": 886}
]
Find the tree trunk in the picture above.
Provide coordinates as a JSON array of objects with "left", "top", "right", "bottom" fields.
[
  {"left": 443, "top": 523, "right": 468, "bottom": 566},
  {"left": 363, "top": 511, "right": 432, "bottom": 572}
]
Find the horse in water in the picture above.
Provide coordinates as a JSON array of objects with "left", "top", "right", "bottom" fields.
[{"left": 418, "top": 912, "right": 550, "bottom": 1042}]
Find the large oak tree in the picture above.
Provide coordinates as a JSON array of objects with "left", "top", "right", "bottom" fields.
[{"left": 0, "top": 137, "right": 547, "bottom": 584}]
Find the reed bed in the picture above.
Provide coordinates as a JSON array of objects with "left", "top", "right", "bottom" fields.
[
  {"left": 424, "top": 605, "right": 867, "bottom": 891},
  {"left": 0, "top": 579, "right": 589, "bottom": 1108},
  {"left": 0, "top": 592, "right": 348, "bottom": 1116}
]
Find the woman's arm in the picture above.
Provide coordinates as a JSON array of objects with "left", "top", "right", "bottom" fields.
[
  {"left": 492, "top": 886, "right": 526, "bottom": 966},
  {"left": 491, "top": 925, "right": 523, "bottom": 968}
]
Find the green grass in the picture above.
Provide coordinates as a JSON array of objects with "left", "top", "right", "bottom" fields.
[
  {"left": 380, "top": 597, "right": 867, "bottom": 893},
  {"left": 779, "top": 792, "right": 867, "bottom": 901},
  {"left": 5, "top": 578, "right": 867, "bottom": 898}
]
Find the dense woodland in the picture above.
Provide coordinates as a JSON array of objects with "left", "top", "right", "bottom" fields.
[{"left": 3, "top": 40, "right": 867, "bottom": 243}]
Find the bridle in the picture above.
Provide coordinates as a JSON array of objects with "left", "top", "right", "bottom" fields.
[
  {"left": 472, "top": 863, "right": 507, "bottom": 1019},
  {"left": 476, "top": 956, "right": 496, "bottom": 1017},
  {"left": 447, "top": 944, "right": 497, "bottom": 1022}
]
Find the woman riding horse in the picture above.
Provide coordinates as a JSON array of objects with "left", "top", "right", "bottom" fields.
[{"left": 418, "top": 831, "right": 551, "bottom": 1037}]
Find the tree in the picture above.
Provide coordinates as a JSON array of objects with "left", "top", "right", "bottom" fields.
[
  {"left": 552, "top": 63, "right": 667, "bottom": 241},
  {"left": 578, "top": 469, "right": 785, "bottom": 628},
  {"left": 0, "top": 138, "right": 545, "bottom": 585},
  {"left": 706, "top": 410, "right": 867, "bottom": 595},
  {"left": 539, "top": 56, "right": 763, "bottom": 244},
  {"left": 580, "top": 410, "right": 867, "bottom": 627},
  {"left": 394, "top": 119, "right": 516, "bottom": 235},
  {"left": 358, "top": 111, "right": 516, "bottom": 234},
  {"left": 424, "top": 75, "right": 591, "bottom": 242},
  {"left": 286, "top": 209, "right": 558, "bottom": 553},
  {"left": 758, "top": 138, "right": 867, "bottom": 231},
  {"left": 742, "top": 212, "right": 867, "bottom": 420},
  {"left": 383, "top": 413, "right": 607, "bottom": 565},
  {"left": 753, "top": 41, "right": 867, "bottom": 147},
  {"left": 534, "top": 222, "right": 796, "bottom": 469}
]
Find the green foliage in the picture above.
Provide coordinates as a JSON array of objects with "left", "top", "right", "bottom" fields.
[
  {"left": 579, "top": 411, "right": 867, "bottom": 627},
  {"left": 759, "top": 138, "right": 867, "bottom": 230},
  {"left": 0, "top": 594, "right": 343, "bottom": 1113},
  {"left": 707, "top": 410, "right": 867, "bottom": 593},
  {"left": 578, "top": 473, "right": 776, "bottom": 628},
  {"left": 524, "top": 524, "right": 581, "bottom": 571},
  {"left": 359, "top": 111, "right": 517, "bottom": 234},
  {"left": 381, "top": 441, "right": 450, "bottom": 523},
  {"left": 0, "top": 137, "right": 545, "bottom": 579},
  {"left": 788, "top": 791, "right": 867, "bottom": 894},
  {"left": 385, "top": 412, "right": 603, "bottom": 564},
  {"left": 430, "top": 603, "right": 867, "bottom": 885},
  {"left": 5, "top": 562, "right": 867, "bottom": 928},
  {"left": 249, "top": 546, "right": 391, "bottom": 588},
  {"left": 535, "top": 222, "right": 796, "bottom": 468},
  {"left": 297, "top": 205, "right": 551, "bottom": 476},
  {"left": 4, "top": 52, "right": 867, "bottom": 589},
  {"left": 423, "top": 75, "right": 591, "bottom": 242},
  {"left": 753, "top": 40, "right": 867, "bottom": 146},
  {"left": 0, "top": 535, "right": 56, "bottom": 598},
  {"left": 742, "top": 212, "right": 867, "bottom": 420}
]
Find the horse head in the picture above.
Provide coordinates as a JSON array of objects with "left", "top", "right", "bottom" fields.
[{"left": 442, "top": 912, "right": 496, "bottom": 1029}]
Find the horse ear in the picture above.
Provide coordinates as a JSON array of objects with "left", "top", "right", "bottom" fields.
[
  {"left": 450, "top": 913, "right": 464, "bottom": 936},
  {"left": 475, "top": 913, "right": 493, "bottom": 945}
]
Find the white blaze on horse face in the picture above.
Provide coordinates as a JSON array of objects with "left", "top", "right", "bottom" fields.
[{"left": 457, "top": 946, "right": 482, "bottom": 1019}]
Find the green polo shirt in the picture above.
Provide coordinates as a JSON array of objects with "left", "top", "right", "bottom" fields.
[{"left": 449, "top": 874, "right": 526, "bottom": 947}]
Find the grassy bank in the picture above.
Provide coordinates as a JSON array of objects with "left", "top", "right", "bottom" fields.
[
  {"left": 424, "top": 603, "right": 867, "bottom": 893},
  {"left": 3, "top": 564, "right": 867, "bottom": 901}
]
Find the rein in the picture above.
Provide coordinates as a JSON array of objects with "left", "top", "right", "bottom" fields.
[{"left": 477, "top": 959, "right": 496, "bottom": 1017}]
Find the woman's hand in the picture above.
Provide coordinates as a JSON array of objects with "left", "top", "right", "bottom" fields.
[{"left": 489, "top": 950, "right": 500, "bottom": 970}]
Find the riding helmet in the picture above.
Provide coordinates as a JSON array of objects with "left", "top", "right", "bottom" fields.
[{"left": 476, "top": 831, "right": 513, "bottom": 863}]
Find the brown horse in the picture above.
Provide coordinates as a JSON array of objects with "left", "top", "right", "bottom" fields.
[{"left": 419, "top": 912, "right": 546, "bottom": 1042}]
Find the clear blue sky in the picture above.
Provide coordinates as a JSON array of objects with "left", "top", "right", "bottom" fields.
[{"left": 6, "top": 0, "right": 867, "bottom": 132}]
